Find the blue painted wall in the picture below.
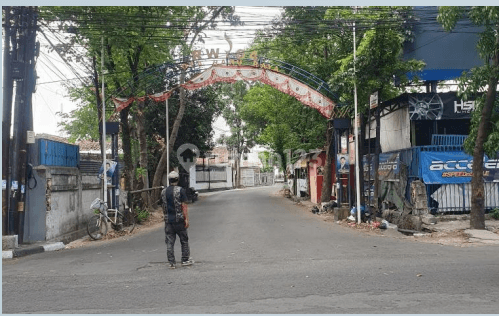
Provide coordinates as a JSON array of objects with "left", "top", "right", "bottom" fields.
[
  {"left": 404, "top": 7, "right": 483, "bottom": 81},
  {"left": 38, "top": 139, "right": 80, "bottom": 167}
]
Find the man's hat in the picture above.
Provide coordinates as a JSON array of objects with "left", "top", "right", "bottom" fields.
[{"left": 168, "top": 171, "right": 179, "bottom": 179}]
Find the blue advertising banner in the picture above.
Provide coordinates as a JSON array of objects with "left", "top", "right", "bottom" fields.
[
  {"left": 420, "top": 152, "right": 499, "bottom": 184},
  {"left": 363, "top": 152, "right": 400, "bottom": 181}
]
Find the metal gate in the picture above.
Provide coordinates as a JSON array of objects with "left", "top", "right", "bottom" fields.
[
  {"left": 259, "top": 172, "right": 274, "bottom": 186},
  {"left": 241, "top": 168, "right": 255, "bottom": 187},
  {"left": 427, "top": 182, "right": 499, "bottom": 214}
]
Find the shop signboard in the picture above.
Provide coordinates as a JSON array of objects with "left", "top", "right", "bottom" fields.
[
  {"left": 420, "top": 151, "right": 499, "bottom": 184},
  {"left": 370, "top": 91, "right": 378, "bottom": 109},
  {"left": 407, "top": 92, "right": 475, "bottom": 121},
  {"left": 349, "top": 135, "right": 355, "bottom": 165},
  {"left": 363, "top": 152, "right": 400, "bottom": 181}
]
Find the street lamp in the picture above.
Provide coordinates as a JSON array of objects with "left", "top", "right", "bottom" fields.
[{"left": 352, "top": 7, "right": 362, "bottom": 224}]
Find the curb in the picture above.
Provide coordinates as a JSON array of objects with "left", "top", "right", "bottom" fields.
[{"left": 2, "top": 242, "right": 65, "bottom": 259}]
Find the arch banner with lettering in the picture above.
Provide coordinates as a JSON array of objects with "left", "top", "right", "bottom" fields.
[{"left": 112, "top": 65, "right": 335, "bottom": 118}]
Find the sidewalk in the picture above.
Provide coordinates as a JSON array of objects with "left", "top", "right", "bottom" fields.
[
  {"left": 3, "top": 240, "right": 66, "bottom": 259},
  {"left": 286, "top": 194, "right": 499, "bottom": 246}
]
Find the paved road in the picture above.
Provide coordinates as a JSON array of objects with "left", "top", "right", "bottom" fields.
[{"left": 3, "top": 185, "right": 499, "bottom": 313}]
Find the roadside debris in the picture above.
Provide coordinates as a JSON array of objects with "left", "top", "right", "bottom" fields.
[
  {"left": 290, "top": 194, "right": 498, "bottom": 246},
  {"left": 379, "top": 219, "right": 397, "bottom": 230}
]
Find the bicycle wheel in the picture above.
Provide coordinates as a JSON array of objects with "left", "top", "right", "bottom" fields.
[
  {"left": 87, "top": 215, "right": 107, "bottom": 240},
  {"left": 116, "top": 210, "right": 135, "bottom": 233}
]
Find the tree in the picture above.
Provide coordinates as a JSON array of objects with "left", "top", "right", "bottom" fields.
[
  {"left": 438, "top": 6, "right": 499, "bottom": 229},
  {"left": 41, "top": 6, "right": 238, "bottom": 208},
  {"left": 251, "top": 7, "right": 425, "bottom": 204},
  {"left": 145, "top": 85, "right": 223, "bottom": 191},
  {"left": 240, "top": 83, "right": 327, "bottom": 178},
  {"left": 40, "top": 6, "right": 187, "bottom": 194},
  {"left": 258, "top": 151, "right": 275, "bottom": 173},
  {"left": 149, "top": 6, "right": 239, "bottom": 203},
  {"left": 324, "top": 7, "right": 425, "bottom": 208},
  {"left": 249, "top": 7, "right": 347, "bottom": 196},
  {"left": 216, "top": 81, "right": 256, "bottom": 188}
]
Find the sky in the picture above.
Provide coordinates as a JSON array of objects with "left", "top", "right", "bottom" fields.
[{"left": 30, "top": 6, "right": 284, "bottom": 141}]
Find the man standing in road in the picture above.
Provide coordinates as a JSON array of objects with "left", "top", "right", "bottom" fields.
[{"left": 162, "top": 171, "right": 194, "bottom": 269}]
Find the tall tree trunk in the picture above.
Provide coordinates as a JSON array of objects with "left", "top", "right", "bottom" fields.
[
  {"left": 234, "top": 156, "right": 239, "bottom": 188},
  {"left": 92, "top": 56, "right": 103, "bottom": 155},
  {"left": 120, "top": 107, "right": 133, "bottom": 191},
  {"left": 237, "top": 153, "right": 242, "bottom": 188},
  {"left": 101, "top": 42, "right": 134, "bottom": 193},
  {"left": 124, "top": 45, "right": 143, "bottom": 193},
  {"left": 321, "top": 121, "right": 333, "bottom": 202},
  {"left": 151, "top": 75, "right": 187, "bottom": 203},
  {"left": 470, "top": 38, "right": 499, "bottom": 229},
  {"left": 136, "top": 100, "right": 151, "bottom": 208},
  {"left": 91, "top": 55, "right": 105, "bottom": 201},
  {"left": 150, "top": 7, "right": 229, "bottom": 204}
]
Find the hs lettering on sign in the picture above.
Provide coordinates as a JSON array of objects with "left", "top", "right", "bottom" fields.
[{"left": 454, "top": 100, "right": 475, "bottom": 114}]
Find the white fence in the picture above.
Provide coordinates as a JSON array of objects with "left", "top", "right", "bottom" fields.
[{"left": 190, "top": 165, "right": 233, "bottom": 191}]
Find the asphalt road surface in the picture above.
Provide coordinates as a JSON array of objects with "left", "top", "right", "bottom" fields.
[{"left": 3, "top": 185, "right": 499, "bottom": 313}]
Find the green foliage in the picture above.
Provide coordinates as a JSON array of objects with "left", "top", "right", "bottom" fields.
[
  {"left": 217, "top": 81, "right": 256, "bottom": 158},
  {"left": 135, "top": 207, "right": 150, "bottom": 223},
  {"left": 490, "top": 208, "right": 499, "bottom": 220},
  {"left": 439, "top": 6, "right": 499, "bottom": 157},
  {"left": 252, "top": 7, "right": 424, "bottom": 111},
  {"left": 135, "top": 167, "right": 147, "bottom": 180},
  {"left": 258, "top": 151, "right": 274, "bottom": 173},
  {"left": 40, "top": 6, "right": 237, "bottom": 195},
  {"left": 145, "top": 85, "right": 224, "bottom": 174},
  {"left": 325, "top": 7, "right": 425, "bottom": 109},
  {"left": 240, "top": 83, "right": 326, "bottom": 169},
  {"left": 40, "top": 6, "right": 236, "bottom": 139},
  {"left": 460, "top": 68, "right": 499, "bottom": 157},
  {"left": 39, "top": 6, "right": 184, "bottom": 140},
  {"left": 252, "top": 7, "right": 345, "bottom": 84}
]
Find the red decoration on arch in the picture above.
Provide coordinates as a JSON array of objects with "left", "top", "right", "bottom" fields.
[{"left": 111, "top": 65, "right": 335, "bottom": 118}]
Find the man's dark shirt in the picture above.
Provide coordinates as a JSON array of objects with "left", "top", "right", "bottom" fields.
[{"left": 162, "top": 186, "right": 188, "bottom": 223}]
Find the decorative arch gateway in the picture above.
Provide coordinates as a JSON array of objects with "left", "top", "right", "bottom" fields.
[{"left": 110, "top": 57, "right": 352, "bottom": 119}]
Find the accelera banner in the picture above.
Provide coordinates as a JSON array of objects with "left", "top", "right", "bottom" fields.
[
  {"left": 363, "top": 152, "right": 400, "bottom": 181},
  {"left": 420, "top": 151, "right": 499, "bottom": 184}
]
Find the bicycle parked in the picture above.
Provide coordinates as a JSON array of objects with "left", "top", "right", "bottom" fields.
[{"left": 87, "top": 198, "right": 135, "bottom": 240}]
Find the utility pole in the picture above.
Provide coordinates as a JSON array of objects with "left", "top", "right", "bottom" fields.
[
  {"left": 8, "top": 7, "right": 28, "bottom": 236},
  {"left": 101, "top": 36, "right": 107, "bottom": 207},
  {"left": 373, "top": 98, "right": 382, "bottom": 215},
  {"left": 353, "top": 6, "right": 362, "bottom": 224},
  {"left": 18, "top": 6, "right": 38, "bottom": 242},
  {"left": 2, "top": 7, "right": 14, "bottom": 235},
  {"left": 8, "top": 7, "right": 37, "bottom": 240}
]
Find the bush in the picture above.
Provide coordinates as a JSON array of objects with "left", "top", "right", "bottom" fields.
[
  {"left": 135, "top": 207, "right": 150, "bottom": 223},
  {"left": 491, "top": 208, "right": 499, "bottom": 220}
]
